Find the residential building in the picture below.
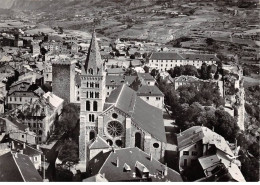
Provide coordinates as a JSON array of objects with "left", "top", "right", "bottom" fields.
[
  {"left": 0, "top": 152, "right": 42, "bottom": 182},
  {"left": 105, "top": 75, "right": 137, "bottom": 97},
  {"left": 7, "top": 91, "right": 39, "bottom": 110},
  {"left": 149, "top": 52, "right": 219, "bottom": 71},
  {"left": 0, "top": 139, "right": 42, "bottom": 170},
  {"left": 84, "top": 147, "right": 183, "bottom": 182},
  {"left": 7, "top": 92, "right": 64, "bottom": 144},
  {"left": 136, "top": 85, "right": 164, "bottom": 110},
  {"left": 137, "top": 73, "right": 156, "bottom": 86},
  {"left": 0, "top": 116, "right": 36, "bottom": 145},
  {"left": 177, "top": 126, "right": 245, "bottom": 182}
]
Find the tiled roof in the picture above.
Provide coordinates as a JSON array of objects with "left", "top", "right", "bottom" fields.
[
  {"left": 137, "top": 73, "right": 155, "bottom": 81},
  {"left": 177, "top": 126, "right": 233, "bottom": 156},
  {"left": 8, "top": 139, "right": 42, "bottom": 157},
  {"left": 104, "top": 85, "right": 166, "bottom": 143},
  {"left": 106, "top": 68, "right": 125, "bottom": 74},
  {"left": 9, "top": 91, "right": 39, "bottom": 98},
  {"left": 181, "top": 53, "right": 219, "bottom": 61},
  {"left": 1, "top": 116, "right": 28, "bottom": 131},
  {"left": 87, "top": 147, "right": 183, "bottom": 182},
  {"left": 174, "top": 75, "right": 200, "bottom": 83},
  {"left": 149, "top": 52, "right": 219, "bottom": 61},
  {"left": 198, "top": 150, "right": 245, "bottom": 182},
  {"left": 136, "top": 85, "right": 164, "bottom": 96},
  {"left": 149, "top": 52, "right": 184, "bottom": 60},
  {"left": 105, "top": 75, "right": 137, "bottom": 86},
  {"left": 0, "top": 152, "right": 42, "bottom": 182}
]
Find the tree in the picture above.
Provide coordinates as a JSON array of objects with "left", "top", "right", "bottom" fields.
[
  {"left": 55, "top": 103, "right": 80, "bottom": 137},
  {"left": 58, "top": 140, "right": 79, "bottom": 170},
  {"left": 206, "top": 38, "right": 215, "bottom": 45},
  {"left": 200, "top": 63, "right": 208, "bottom": 80},
  {"left": 150, "top": 69, "right": 159, "bottom": 77},
  {"left": 144, "top": 66, "right": 149, "bottom": 73}
]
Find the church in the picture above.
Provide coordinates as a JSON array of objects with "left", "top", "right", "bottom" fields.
[{"left": 79, "top": 30, "right": 167, "bottom": 168}]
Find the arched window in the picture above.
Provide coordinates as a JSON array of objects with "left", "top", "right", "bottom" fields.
[
  {"left": 95, "top": 92, "right": 99, "bottom": 98},
  {"left": 86, "top": 101, "right": 90, "bottom": 111},
  {"left": 86, "top": 91, "right": 89, "bottom": 98},
  {"left": 89, "top": 130, "right": 95, "bottom": 140},
  {"left": 89, "top": 114, "right": 92, "bottom": 122},
  {"left": 135, "top": 132, "right": 142, "bottom": 149},
  {"left": 95, "top": 83, "right": 99, "bottom": 88},
  {"left": 93, "top": 101, "right": 98, "bottom": 111},
  {"left": 91, "top": 114, "right": 95, "bottom": 122},
  {"left": 86, "top": 82, "right": 89, "bottom": 87},
  {"left": 39, "top": 130, "right": 42, "bottom": 135}
]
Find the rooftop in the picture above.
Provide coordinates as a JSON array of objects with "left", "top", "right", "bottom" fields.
[
  {"left": 87, "top": 147, "right": 182, "bottom": 182},
  {"left": 104, "top": 85, "right": 166, "bottom": 143},
  {"left": 136, "top": 85, "right": 164, "bottom": 96},
  {"left": 177, "top": 126, "right": 233, "bottom": 156},
  {"left": 0, "top": 152, "right": 42, "bottom": 182}
]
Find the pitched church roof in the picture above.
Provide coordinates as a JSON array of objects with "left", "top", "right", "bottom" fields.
[
  {"left": 104, "top": 85, "right": 166, "bottom": 143},
  {"left": 82, "top": 30, "right": 103, "bottom": 75}
]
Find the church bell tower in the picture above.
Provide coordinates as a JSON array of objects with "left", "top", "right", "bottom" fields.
[{"left": 79, "top": 30, "right": 106, "bottom": 164}]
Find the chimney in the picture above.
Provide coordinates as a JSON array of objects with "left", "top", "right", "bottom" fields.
[
  {"left": 19, "top": 150, "right": 23, "bottom": 154},
  {"left": 116, "top": 157, "right": 119, "bottom": 167},
  {"left": 164, "top": 163, "right": 168, "bottom": 176},
  {"left": 36, "top": 145, "right": 39, "bottom": 150},
  {"left": 132, "top": 172, "right": 136, "bottom": 178},
  {"left": 14, "top": 152, "right": 18, "bottom": 158},
  {"left": 179, "top": 129, "right": 182, "bottom": 136},
  {"left": 150, "top": 153, "right": 152, "bottom": 161},
  {"left": 23, "top": 143, "right": 26, "bottom": 149},
  {"left": 11, "top": 141, "right": 15, "bottom": 150}
]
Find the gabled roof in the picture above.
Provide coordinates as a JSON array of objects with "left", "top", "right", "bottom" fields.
[
  {"left": 198, "top": 150, "right": 245, "bottom": 182},
  {"left": 82, "top": 30, "right": 103, "bottom": 75},
  {"left": 87, "top": 147, "right": 182, "bottom": 182},
  {"left": 181, "top": 53, "right": 219, "bottom": 61},
  {"left": 174, "top": 75, "right": 200, "bottom": 83},
  {"left": 104, "top": 85, "right": 166, "bottom": 142},
  {"left": 7, "top": 138, "right": 42, "bottom": 157},
  {"left": 0, "top": 152, "right": 42, "bottom": 182},
  {"left": 137, "top": 73, "right": 155, "bottom": 81},
  {"left": 88, "top": 135, "right": 110, "bottom": 150},
  {"left": 136, "top": 85, "right": 164, "bottom": 96},
  {"left": 1, "top": 116, "right": 28, "bottom": 131},
  {"left": 106, "top": 75, "right": 137, "bottom": 86},
  {"left": 177, "top": 126, "right": 233, "bottom": 156},
  {"left": 8, "top": 91, "right": 39, "bottom": 98},
  {"left": 149, "top": 52, "right": 184, "bottom": 60}
]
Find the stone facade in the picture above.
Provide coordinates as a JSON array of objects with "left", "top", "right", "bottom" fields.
[{"left": 52, "top": 59, "right": 76, "bottom": 103}]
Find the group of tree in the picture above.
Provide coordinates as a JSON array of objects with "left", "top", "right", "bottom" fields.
[
  {"left": 157, "top": 79, "right": 240, "bottom": 142},
  {"left": 167, "top": 63, "right": 219, "bottom": 80}
]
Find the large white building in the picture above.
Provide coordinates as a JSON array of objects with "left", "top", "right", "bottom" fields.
[{"left": 148, "top": 52, "right": 219, "bottom": 72}]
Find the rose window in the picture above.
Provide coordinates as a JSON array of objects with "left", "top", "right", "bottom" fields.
[{"left": 107, "top": 121, "right": 123, "bottom": 137}]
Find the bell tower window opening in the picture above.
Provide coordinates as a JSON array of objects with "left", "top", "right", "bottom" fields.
[
  {"left": 95, "top": 92, "right": 99, "bottom": 98},
  {"left": 86, "top": 101, "right": 90, "bottom": 111},
  {"left": 93, "top": 101, "right": 98, "bottom": 111}
]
